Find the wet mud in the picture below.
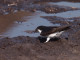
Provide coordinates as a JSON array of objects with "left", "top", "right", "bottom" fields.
[
  {"left": 42, "top": 16, "right": 80, "bottom": 25},
  {"left": 0, "top": 0, "right": 80, "bottom": 60},
  {"left": 0, "top": 0, "right": 80, "bottom": 15},
  {"left": 34, "top": 0, "right": 80, "bottom": 3}
]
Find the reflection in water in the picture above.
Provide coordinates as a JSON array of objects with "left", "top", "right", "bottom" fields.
[
  {"left": 0, "top": 11, "right": 32, "bottom": 36},
  {"left": 3, "top": 11, "right": 60, "bottom": 38}
]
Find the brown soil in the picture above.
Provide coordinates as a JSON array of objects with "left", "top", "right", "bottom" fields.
[
  {"left": 0, "top": 0, "right": 80, "bottom": 15},
  {"left": 0, "top": 0, "right": 80, "bottom": 60},
  {"left": 0, "top": 17, "right": 80, "bottom": 60},
  {"left": 0, "top": 28, "right": 80, "bottom": 60},
  {"left": 42, "top": 16, "right": 80, "bottom": 25}
]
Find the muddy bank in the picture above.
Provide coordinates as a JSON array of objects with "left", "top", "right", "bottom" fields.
[
  {"left": 0, "top": 0, "right": 80, "bottom": 15},
  {"left": 28, "top": 4, "right": 79, "bottom": 13},
  {"left": 0, "top": 0, "right": 80, "bottom": 60},
  {"left": 42, "top": 16, "right": 80, "bottom": 25},
  {"left": 0, "top": 16, "right": 80, "bottom": 60},
  {"left": 0, "top": 29, "right": 80, "bottom": 60},
  {"left": 0, "top": 0, "right": 35, "bottom": 15},
  {"left": 34, "top": 0, "right": 80, "bottom": 3}
]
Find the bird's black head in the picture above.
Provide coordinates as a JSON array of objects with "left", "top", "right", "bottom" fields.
[{"left": 34, "top": 26, "right": 46, "bottom": 33}]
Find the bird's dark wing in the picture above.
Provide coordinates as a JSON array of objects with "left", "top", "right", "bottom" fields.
[
  {"left": 53, "top": 25, "right": 70, "bottom": 32},
  {"left": 40, "top": 26, "right": 57, "bottom": 36},
  {"left": 40, "top": 25, "right": 70, "bottom": 36}
]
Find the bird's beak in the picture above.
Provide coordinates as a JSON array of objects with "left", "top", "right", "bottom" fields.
[{"left": 34, "top": 29, "right": 38, "bottom": 33}]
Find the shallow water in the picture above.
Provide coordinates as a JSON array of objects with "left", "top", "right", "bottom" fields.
[
  {"left": 1, "top": 11, "right": 60, "bottom": 38},
  {"left": 3, "top": 9, "right": 80, "bottom": 38},
  {"left": 1, "top": 1, "right": 80, "bottom": 38},
  {"left": 0, "top": 11, "right": 32, "bottom": 33},
  {"left": 39, "top": 10, "right": 80, "bottom": 18},
  {"left": 37, "top": 1, "right": 80, "bottom": 18},
  {"left": 0, "top": 11, "right": 32, "bottom": 37},
  {"left": 48, "top": 2, "right": 80, "bottom": 8}
]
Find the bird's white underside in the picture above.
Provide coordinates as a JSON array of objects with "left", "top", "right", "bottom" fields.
[
  {"left": 48, "top": 31, "right": 64, "bottom": 37},
  {"left": 45, "top": 31, "right": 64, "bottom": 43},
  {"left": 37, "top": 29, "right": 64, "bottom": 43}
]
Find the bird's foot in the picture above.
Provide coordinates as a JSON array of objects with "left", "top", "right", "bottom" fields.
[{"left": 44, "top": 37, "right": 50, "bottom": 43}]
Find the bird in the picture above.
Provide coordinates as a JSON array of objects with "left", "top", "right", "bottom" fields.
[{"left": 35, "top": 25, "right": 70, "bottom": 43}]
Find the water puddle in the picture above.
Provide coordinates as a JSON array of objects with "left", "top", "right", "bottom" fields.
[
  {"left": 1, "top": 1, "right": 80, "bottom": 38},
  {"left": 0, "top": 11, "right": 32, "bottom": 37},
  {"left": 48, "top": 2, "right": 80, "bottom": 8},
  {"left": 1, "top": 11, "right": 60, "bottom": 38},
  {"left": 40, "top": 10, "right": 80, "bottom": 18},
  {"left": 36, "top": 1, "right": 80, "bottom": 18},
  {"left": 53, "top": 10, "right": 80, "bottom": 18},
  {"left": 1, "top": 10, "right": 80, "bottom": 38}
]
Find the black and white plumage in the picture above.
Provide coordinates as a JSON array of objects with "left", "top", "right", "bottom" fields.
[{"left": 35, "top": 25, "right": 70, "bottom": 43}]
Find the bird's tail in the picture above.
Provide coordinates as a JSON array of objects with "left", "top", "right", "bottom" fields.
[{"left": 59, "top": 25, "right": 71, "bottom": 31}]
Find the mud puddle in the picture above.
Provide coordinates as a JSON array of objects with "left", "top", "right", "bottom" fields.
[
  {"left": 0, "top": 11, "right": 32, "bottom": 38},
  {"left": 0, "top": 1, "right": 80, "bottom": 60},
  {"left": 1, "top": 11, "right": 60, "bottom": 38},
  {"left": 2, "top": 9, "right": 80, "bottom": 38},
  {"left": 1, "top": 1, "right": 80, "bottom": 38}
]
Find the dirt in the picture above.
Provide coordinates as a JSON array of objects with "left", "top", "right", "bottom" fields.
[
  {"left": 0, "top": 28, "right": 80, "bottom": 60},
  {"left": 42, "top": 16, "right": 80, "bottom": 25},
  {"left": 0, "top": 0, "right": 80, "bottom": 15},
  {"left": 34, "top": 0, "right": 80, "bottom": 3},
  {"left": 0, "top": 0, "right": 80, "bottom": 60}
]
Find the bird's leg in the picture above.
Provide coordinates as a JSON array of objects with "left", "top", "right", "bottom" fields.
[{"left": 45, "top": 37, "right": 50, "bottom": 43}]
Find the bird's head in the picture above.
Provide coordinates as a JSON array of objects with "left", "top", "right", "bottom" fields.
[{"left": 34, "top": 26, "right": 46, "bottom": 33}]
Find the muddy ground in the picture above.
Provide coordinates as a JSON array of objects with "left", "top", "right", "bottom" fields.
[
  {"left": 0, "top": 0, "right": 80, "bottom": 15},
  {"left": 0, "top": 0, "right": 80, "bottom": 60}
]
